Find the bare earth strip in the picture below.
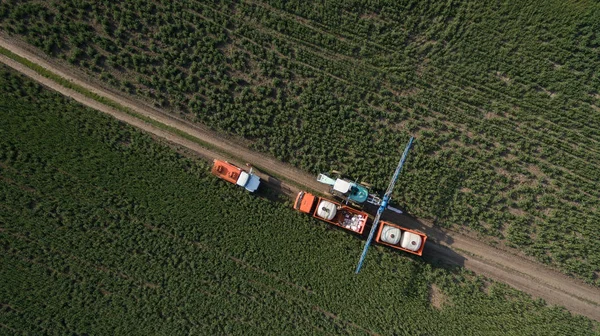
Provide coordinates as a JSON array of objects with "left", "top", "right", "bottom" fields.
[{"left": 0, "top": 35, "right": 598, "bottom": 322}]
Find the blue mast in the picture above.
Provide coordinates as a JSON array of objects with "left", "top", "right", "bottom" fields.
[{"left": 355, "top": 136, "right": 414, "bottom": 274}]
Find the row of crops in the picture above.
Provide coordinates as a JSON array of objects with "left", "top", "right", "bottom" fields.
[
  {"left": 0, "top": 0, "right": 598, "bottom": 284},
  {"left": 1, "top": 66, "right": 598, "bottom": 335}
]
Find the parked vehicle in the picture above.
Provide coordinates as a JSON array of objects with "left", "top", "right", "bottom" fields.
[{"left": 211, "top": 159, "right": 260, "bottom": 192}]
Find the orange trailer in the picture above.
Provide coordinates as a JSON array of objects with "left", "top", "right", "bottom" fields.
[
  {"left": 375, "top": 221, "right": 426, "bottom": 256},
  {"left": 294, "top": 191, "right": 368, "bottom": 234},
  {"left": 211, "top": 159, "right": 260, "bottom": 192}
]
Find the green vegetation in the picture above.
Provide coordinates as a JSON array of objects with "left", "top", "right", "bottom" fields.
[
  {"left": 1, "top": 67, "right": 599, "bottom": 335},
  {"left": 0, "top": 0, "right": 599, "bottom": 285},
  {"left": 0, "top": 44, "right": 227, "bottom": 156},
  {"left": 0, "top": 44, "right": 307, "bottom": 194}
]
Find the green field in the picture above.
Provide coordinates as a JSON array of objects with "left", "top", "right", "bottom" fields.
[
  {"left": 1, "top": 67, "right": 598, "bottom": 334},
  {"left": 1, "top": 0, "right": 598, "bottom": 284}
]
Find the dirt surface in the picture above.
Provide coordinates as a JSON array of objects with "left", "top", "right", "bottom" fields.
[
  {"left": 1, "top": 35, "right": 599, "bottom": 322},
  {"left": 428, "top": 284, "right": 447, "bottom": 310}
]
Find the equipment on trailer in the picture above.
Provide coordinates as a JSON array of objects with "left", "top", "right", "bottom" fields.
[
  {"left": 211, "top": 159, "right": 260, "bottom": 192},
  {"left": 376, "top": 221, "right": 426, "bottom": 256},
  {"left": 355, "top": 136, "right": 415, "bottom": 273},
  {"left": 294, "top": 191, "right": 368, "bottom": 234}
]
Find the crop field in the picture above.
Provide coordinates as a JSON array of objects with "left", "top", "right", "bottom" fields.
[
  {"left": 1, "top": 67, "right": 599, "bottom": 334},
  {"left": 1, "top": 0, "right": 599, "bottom": 285}
]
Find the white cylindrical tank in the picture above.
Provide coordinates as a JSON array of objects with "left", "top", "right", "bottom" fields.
[
  {"left": 400, "top": 232, "right": 422, "bottom": 252},
  {"left": 316, "top": 200, "right": 337, "bottom": 220},
  {"left": 380, "top": 225, "right": 402, "bottom": 245}
]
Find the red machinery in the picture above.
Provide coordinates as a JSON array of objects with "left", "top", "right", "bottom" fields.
[
  {"left": 294, "top": 191, "right": 368, "bottom": 234},
  {"left": 211, "top": 159, "right": 260, "bottom": 192},
  {"left": 375, "top": 221, "right": 426, "bottom": 256}
]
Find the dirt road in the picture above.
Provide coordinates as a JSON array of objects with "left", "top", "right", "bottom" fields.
[{"left": 1, "top": 35, "right": 598, "bottom": 322}]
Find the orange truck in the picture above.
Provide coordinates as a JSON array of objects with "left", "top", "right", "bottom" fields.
[
  {"left": 375, "top": 221, "right": 426, "bottom": 256},
  {"left": 294, "top": 191, "right": 368, "bottom": 234},
  {"left": 211, "top": 159, "right": 260, "bottom": 192}
]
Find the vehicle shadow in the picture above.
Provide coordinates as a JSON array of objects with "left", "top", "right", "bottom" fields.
[
  {"left": 258, "top": 175, "right": 296, "bottom": 200},
  {"left": 362, "top": 203, "right": 465, "bottom": 269}
]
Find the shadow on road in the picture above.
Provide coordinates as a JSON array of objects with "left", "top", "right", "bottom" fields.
[
  {"left": 265, "top": 175, "right": 295, "bottom": 195},
  {"left": 254, "top": 175, "right": 297, "bottom": 203},
  {"left": 363, "top": 203, "right": 466, "bottom": 269},
  {"left": 257, "top": 173, "right": 466, "bottom": 270}
]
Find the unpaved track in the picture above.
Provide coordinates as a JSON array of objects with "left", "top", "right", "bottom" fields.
[{"left": 1, "top": 36, "right": 599, "bottom": 322}]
